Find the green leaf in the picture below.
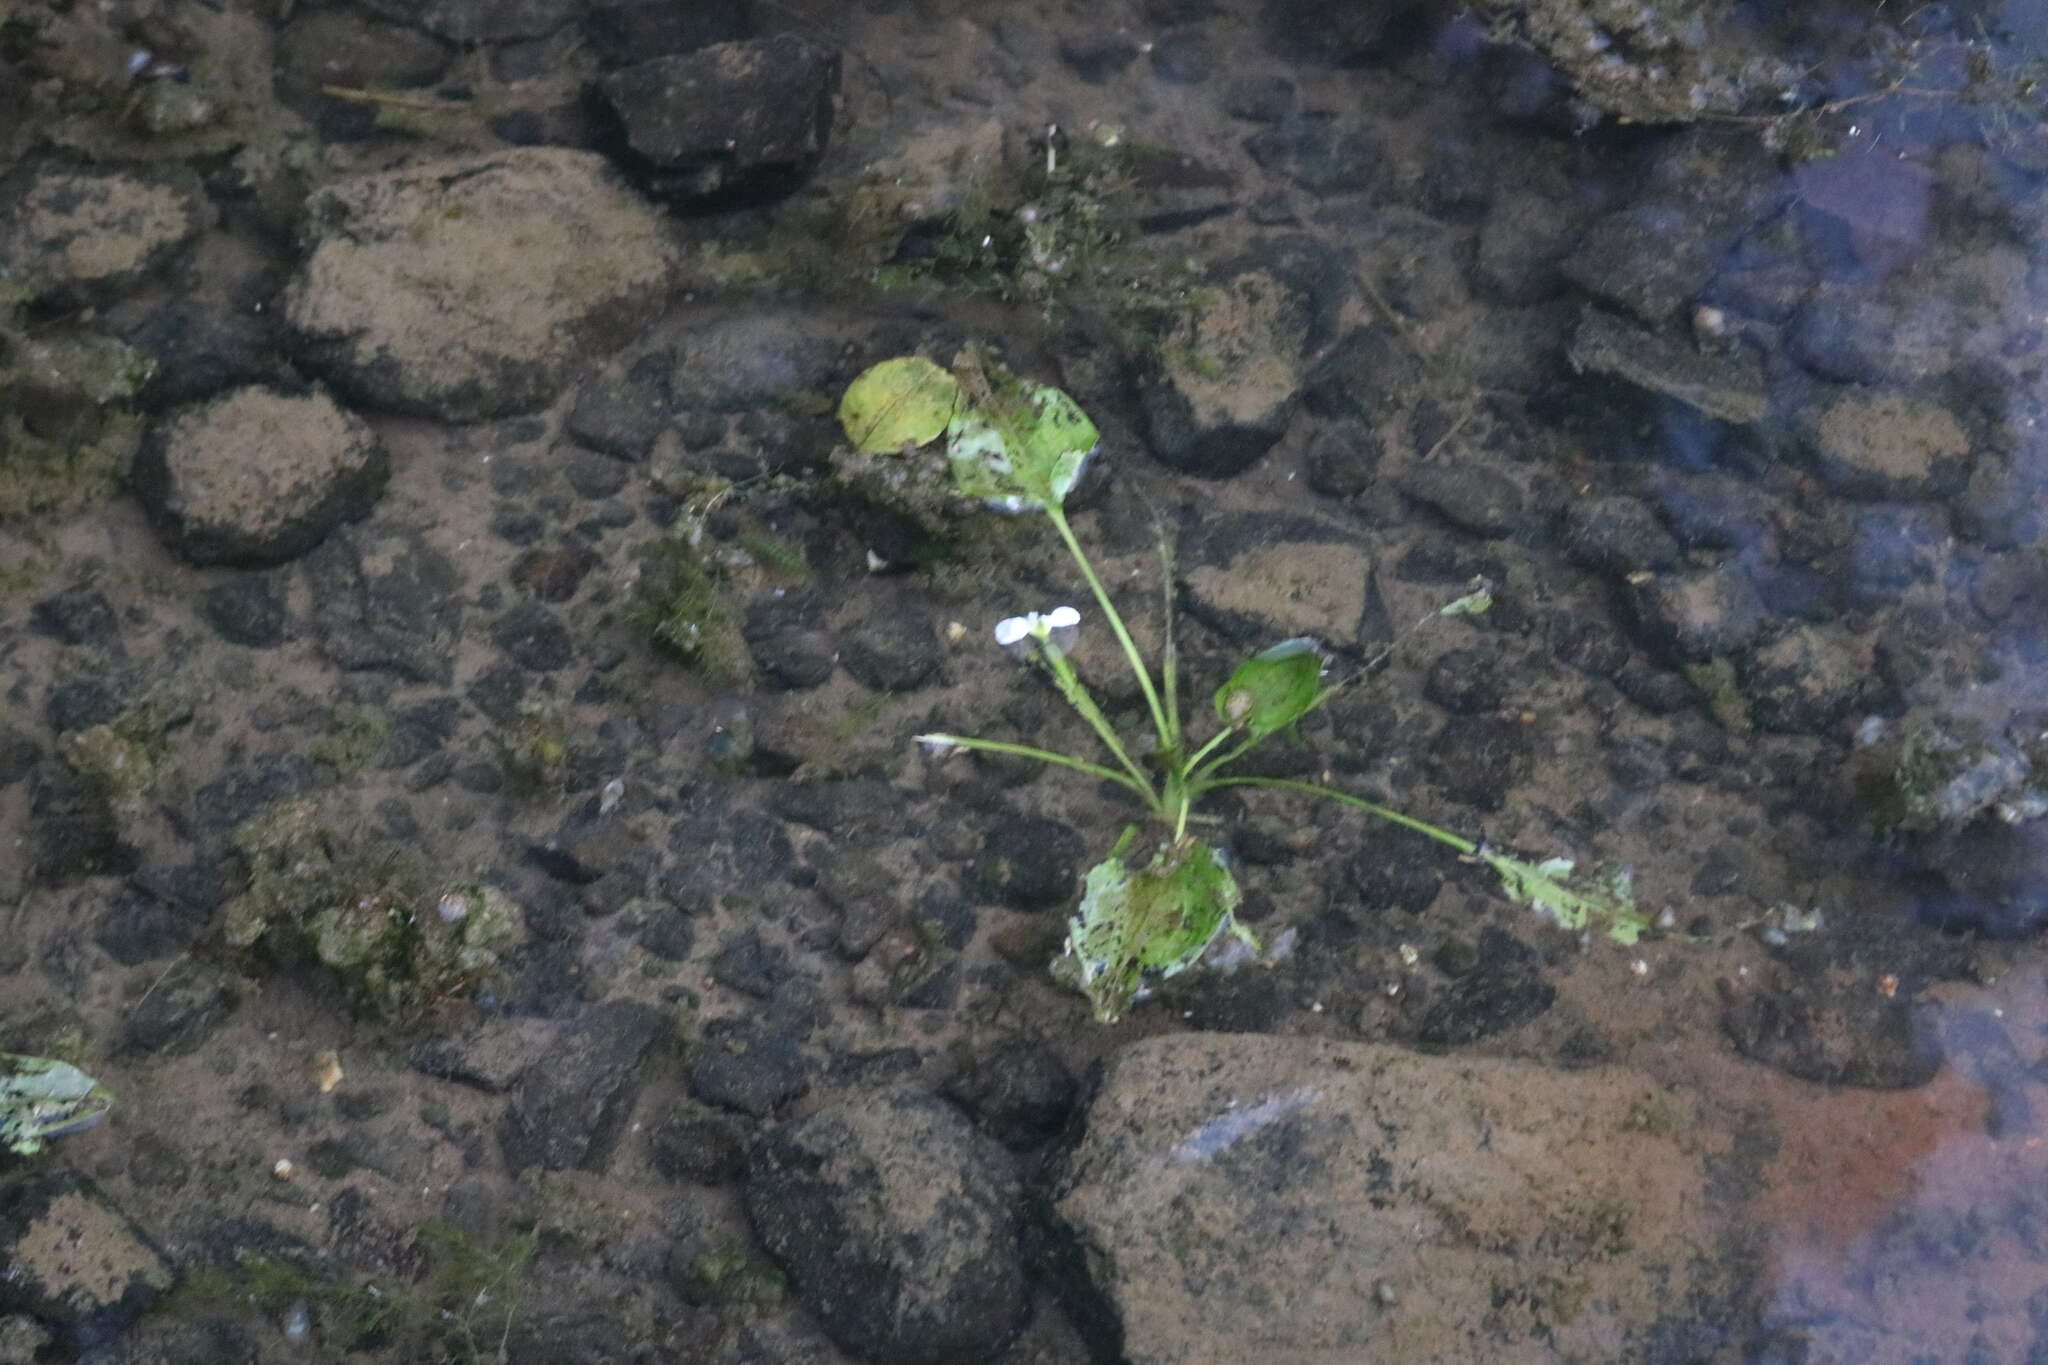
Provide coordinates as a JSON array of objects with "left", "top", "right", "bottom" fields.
[
  {"left": 1213, "top": 638, "right": 1326, "bottom": 740},
  {"left": 1483, "top": 852, "right": 1648, "bottom": 944},
  {"left": 1061, "top": 835, "right": 1253, "bottom": 1023},
  {"left": 1439, "top": 584, "right": 1493, "bottom": 617},
  {"left": 2, "top": 1053, "right": 114, "bottom": 1156},
  {"left": 944, "top": 354, "right": 1098, "bottom": 512},
  {"left": 837, "top": 356, "right": 961, "bottom": 454}
]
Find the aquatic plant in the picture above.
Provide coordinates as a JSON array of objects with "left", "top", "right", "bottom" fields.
[
  {"left": 842, "top": 350, "right": 1646, "bottom": 1022},
  {"left": 222, "top": 798, "right": 525, "bottom": 1022},
  {"left": 2, "top": 1053, "right": 114, "bottom": 1156}
]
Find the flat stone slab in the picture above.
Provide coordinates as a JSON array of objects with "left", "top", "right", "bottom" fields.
[
  {"left": 1055, "top": 1034, "right": 1733, "bottom": 1365},
  {"left": 1569, "top": 306, "right": 1768, "bottom": 426},
  {"left": 283, "top": 147, "right": 677, "bottom": 421}
]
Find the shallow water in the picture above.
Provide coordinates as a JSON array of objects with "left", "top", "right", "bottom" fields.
[{"left": 3, "top": 0, "right": 2047, "bottom": 1360}]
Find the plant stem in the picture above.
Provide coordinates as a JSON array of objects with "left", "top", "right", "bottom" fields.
[
  {"left": 1187, "top": 724, "right": 1228, "bottom": 777},
  {"left": 1198, "top": 776, "right": 1479, "bottom": 854},
  {"left": 1036, "top": 641, "right": 1158, "bottom": 797},
  {"left": 1045, "top": 505, "right": 1173, "bottom": 748},
  {"left": 918, "top": 734, "right": 1157, "bottom": 803}
]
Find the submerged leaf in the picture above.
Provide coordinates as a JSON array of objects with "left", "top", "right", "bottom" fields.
[
  {"left": 1484, "top": 852, "right": 1647, "bottom": 944},
  {"left": 838, "top": 356, "right": 961, "bottom": 454},
  {"left": 2, "top": 1053, "right": 114, "bottom": 1156},
  {"left": 1213, "top": 638, "right": 1326, "bottom": 741},
  {"left": 1061, "top": 835, "right": 1254, "bottom": 1022},
  {"left": 945, "top": 352, "right": 1098, "bottom": 512}
]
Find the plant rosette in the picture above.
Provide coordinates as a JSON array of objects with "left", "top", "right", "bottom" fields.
[{"left": 845, "top": 352, "right": 1647, "bottom": 1023}]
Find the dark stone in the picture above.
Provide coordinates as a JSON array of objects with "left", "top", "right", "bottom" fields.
[
  {"left": 710, "top": 929, "right": 794, "bottom": 999},
  {"left": 1223, "top": 74, "right": 1295, "bottom": 122},
  {"left": 1558, "top": 494, "right": 1683, "bottom": 576},
  {"left": 191, "top": 754, "right": 327, "bottom": 837},
  {"left": 1722, "top": 978, "right": 1940, "bottom": 1087},
  {"left": 1244, "top": 114, "right": 1381, "bottom": 194},
  {"left": 1737, "top": 628, "right": 1869, "bottom": 735},
  {"left": 745, "top": 1089, "right": 1028, "bottom": 1364},
  {"left": 1346, "top": 840, "right": 1443, "bottom": 914},
  {"left": 1398, "top": 461, "right": 1524, "bottom": 539},
  {"left": 1847, "top": 505, "right": 1948, "bottom": 598},
  {"left": 0, "top": 1172, "right": 173, "bottom": 1354},
  {"left": 689, "top": 1015, "right": 809, "bottom": 1116},
  {"left": 970, "top": 816, "right": 1084, "bottom": 910},
  {"left": 1424, "top": 646, "right": 1508, "bottom": 715},
  {"left": 1426, "top": 715, "right": 1534, "bottom": 811},
  {"left": 28, "top": 761, "right": 134, "bottom": 884},
  {"left": 1559, "top": 136, "right": 1783, "bottom": 327},
  {"left": 562, "top": 446, "right": 630, "bottom": 500},
  {"left": 743, "top": 590, "right": 835, "bottom": 689},
  {"left": 465, "top": 660, "right": 528, "bottom": 725},
  {"left": 1260, "top": 0, "right": 1394, "bottom": 61},
  {"left": 637, "top": 906, "right": 695, "bottom": 960},
  {"left": 119, "top": 966, "right": 235, "bottom": 1054},
  {"left": 767, "top": 778, "right": 911, "bottom": 840},
  {"left": 582, "top": 0, "right": 749, "bottom": 70},
  {"left": 942, "top": 1040, "right": 1079, "bottom": 1150},
  {"left": 648, "top": 1107, "right": 747, "bottom": 1184},
  {"left": 30, "top": 584, "right": 119, "bottom": 647},
  {"left": 1059, "top": 33, "right": 1139, "bottom": 83},
  {"left": 304, "top": 528, "right": 463, "bottom": 685},
  {"left": 1304, "top": 419, "right": 1380, "bottom": 498},
  {"left": 502, "top": 1315, "right": 642, "bottom": 1363},
  {"left": 1613, "top": 659, "right": 1703, "bottom": 714},
  {"left": 498, "top": 1000, "right": 670, "bottom": 1172},
  {"left": 492, "top": 600, "right": 575, "bottom": 673},
  {"left": 914, "top": 884, "right": 977, "bottom": 950},
  {"left": 509, "top": 543, "right": 601, "bottom": 603},
  {"left": 45, "top": 676, "right": 127, "bottom": 733},
  {"left": 94, "top": 884, "right": 211, "bottom": 965},
  {"left": 0, "top": 726, "right": 40, "bottom": 787},
  {"left": 1625, "top": 564, "right": 1769, "bottom": 662},
  {"left": 664, "top": 804, "right": 794, "bottom": 900},
  {"left": 1149, "top": 32, "right": 1214, "bottom": 83},
  {"left": 1546, "top": 611, "right": 1629, "bottom": 678},
  {"left": 597, "top": 34, "right": 841, "bottom": 206},
  {"left": 1417, "top": 967, "right": 1555, "bottom": 1045},
  {"left": 839, "top": 604, "right": 941, "bottom": 692},
  {"left": 565, "top": 361, "right": 672, "bottom": 460},
  {"left": 1649, "top": 473, "right": 1774, "bottom": 553},
  {"left": 1915, "top": 818, "right": 2048, "bottom": 939},
  {"left": 125, "top": 299, "right": 287, "bottom": 410},
  {"left": 199, "top": 574, "right": 288, "bottom": 647},
  {"left": 1566, "top": 307, "right": 1769, "bottom": 427},
  {"left": 1789, "top": 286, "right": 1959, "bottom": 386},
  {"left": 1302, "top": 324, "right": 1420, "bottom": 423},
  {"left": 1473, "top": 190, "right": 1579, "bottom": 304},
  {"left": 356, "top": 0, "right": 577, "bottom": 44},
  {"left": 383, "top": 697, "right": 464, "bottom": 767},
  {"left": 666, "top": 311, "right": 845, "bottom": 413}
]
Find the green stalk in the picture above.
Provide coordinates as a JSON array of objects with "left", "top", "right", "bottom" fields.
[
  {"left": 917, "top": 734, "right": 1156, "bottom": 803},
  {"left": 1196, "top": 776, "right": 1479, "bottom": 854},
  {"left": 1036, "top": 639, "right": 1159, "bottom": 799},
  {"left": 1045, "top": 505, "right": 1173, "bottom": 748}
]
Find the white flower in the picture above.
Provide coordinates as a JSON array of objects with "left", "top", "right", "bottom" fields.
[
  {"left": 915, "top": 734, "right": 961, "bottom": 758},
  {"left": 993, "top": 606, "right": 1082, "bottom": 652}
]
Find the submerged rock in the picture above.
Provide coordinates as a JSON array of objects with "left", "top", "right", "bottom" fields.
[
  {"left": 283, "top": 148, "right": 677, "bottom": 421},
  {"left": 0, "top": 1172, "right": 174, "bottom": 1354},
  {"left": 1055, "top": 1033, "right": 1730, "bottom": 1364},
  {"left": 598, "top": 33, "right": 841, "bottom": 205},
  {"left": 746, "top": 1088, "right": 1029, "bottom": 1364},
  {"left": 133, "top": 385, "right": 387, "bottom": 566}
]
